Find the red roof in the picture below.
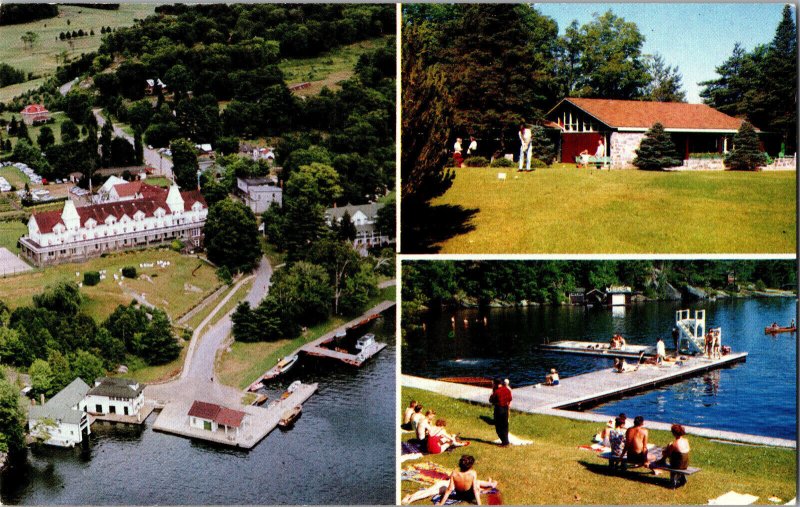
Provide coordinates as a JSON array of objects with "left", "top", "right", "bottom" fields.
[
  {"left": 21, "top": 104, "right": 49, "bottom": 115},
  {"left": 111, "top": 181, "right": 165, "bottom": 198},
  {"left": 31, "top": 190, "right": 206, "bottom": 234},
  {"left": 188, "top": 401, "right": 245, "bottom": 428},
  {"left": 188, "top": 400, "right": 220, "bottom": 420},
  {"left": 551, "top": 98, "right": 749, "bottom": 131}
]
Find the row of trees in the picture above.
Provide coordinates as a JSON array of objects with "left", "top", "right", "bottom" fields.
[
  {"left": 0, "top": 283, "right": 181, "bottom": 400},
  {"left": 403, "top": 260, "right": 797, "bottom": 312}
]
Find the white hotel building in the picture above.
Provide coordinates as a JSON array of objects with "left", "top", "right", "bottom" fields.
[{"left": 19, "top": 184, "right": 207, "bottom": 267}]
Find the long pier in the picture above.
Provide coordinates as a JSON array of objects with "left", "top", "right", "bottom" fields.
[
  {"left": 248, "top": 300, "right": 395, "bottom": 390},
  {"left": 402, "top": 352, "right": 794, "bottom": 448}
]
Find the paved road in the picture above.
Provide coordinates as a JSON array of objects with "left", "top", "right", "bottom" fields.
[
  {"left": 59, "top": 78, "right": 78, "bottom": 96},
  {"left": 92, "top": 108, "right": 174, "bottom": 180},
  {"left": 145, "top": 257, "right": 272, "bottom": 406}
]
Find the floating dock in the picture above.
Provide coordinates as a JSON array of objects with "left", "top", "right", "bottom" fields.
[
  {"left": 152, "top": 382, "right": 317, "bottom": 449},
  {"left": 247, "top": 300, "right": 394, "bottom": 390},
  {"left": 539, "top": 341, "right": 654, "bottom": 360}
]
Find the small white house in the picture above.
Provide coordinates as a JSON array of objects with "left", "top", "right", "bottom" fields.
[
  {"left": 606, "top": 286, "right": 633, "bottom": 306},
  {"left": 82, "top": 377, "right": 145, "bottom": 419},
  {"left": 28, "top": 378, "right": 91, "bottom": 447},
  {"left": 324, "top": 202, "right": 392, "bottom": 255},
  {"left": 188, "top": 400, "right": 246, "bottom": 437}
]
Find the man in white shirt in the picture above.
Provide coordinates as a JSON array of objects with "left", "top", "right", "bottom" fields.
[
  {"left": 454, "top": 138, "right": 463, "bottom": 154},
  {"left": 518, "top": 123, "right": 532, "bottom": 171},
  {"left": 595, "top": 138, "right": 606, "bottom": 167},
  {"left": 467, "top": 136, "right": 478, "bottom": 156}
]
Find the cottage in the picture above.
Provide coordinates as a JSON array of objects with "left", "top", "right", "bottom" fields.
[
  {"left": 606, "top": 286, "right": 632, "bottom": 306},
  {"left": 28, "top": 378, "right": 91, "bottom": 447},
  {"left": 546, "top": 98, "right": 757, "bottom": 168},
  {"left": 20, "top": 104, "right": 50, "bottom": 125},
  {"left": 187, "top": 401, "right": 246, "bottom": 438},
  {"left": 82, "top": 377, "right": 145, "bottom": 419},
  {"left": 19, "top": 184, "right": 207, "bottom": 267},
  {"left": 236, "top": 176, "right": 282, "bottom": 214},
  {"left": 145, "top": 78, "right": 167, "bottom": 95},
  {"left": 324, "top": 203, "right": 391, "bottom": 255}
]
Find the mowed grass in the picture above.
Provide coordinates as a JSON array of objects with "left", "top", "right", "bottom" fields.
[
  {"left": 1, "top": 111, "right": 73, "bottom": 150},
  {"left": 0, "top": 249, "right": 219, "bottom": 321},
  {"left": 0, "top": 165, "right": 30, "bottom": 188},
  {"left": 120, "top": 344, "right": 188, "bottom": 384},
  {"left": 428, "top": 166, "right": 796, "bottom": 253},
  {"left": 401, "top": 388, "right": 797, "bottom": 505},
  {"left": 217, "top": 286, "right": 395, "bottom": 389},
  {"left": 279, "top": 36, "right": 389, "bottom": 96},
  {"left": 0, "top": 220, "right": 26, "bottom": 253},
  {"left": 0, "top": 4, "right": 155, "bottom": 79}
]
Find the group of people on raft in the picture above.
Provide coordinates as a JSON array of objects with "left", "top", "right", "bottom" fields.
[{"left": 595, "top": 414, "right": 692, "bottom": 488}]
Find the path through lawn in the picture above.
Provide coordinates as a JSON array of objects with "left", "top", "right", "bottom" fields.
[{"left": 426, "top": 166, "right": 795, "bottom": 254}]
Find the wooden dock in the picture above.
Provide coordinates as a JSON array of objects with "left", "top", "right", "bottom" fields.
[
  {"left": 401, "top": 351, "right": 795, "bottom": 448},
  {"left": 89, "top": 402, "right": 155, "bottom": 425},
  {"left": 152, "top": 382, "right": 317, "bottom": 449},
  {"left": 247, "top": 300, "right": 395, "bottom": 390}
]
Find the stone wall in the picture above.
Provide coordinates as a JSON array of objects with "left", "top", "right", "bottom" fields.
[
  {"left": 609, "top": 132, "right": 645, "bottom": 168},
  {"left": 669, "top": 158, "right": 725, "bottom": 171}
]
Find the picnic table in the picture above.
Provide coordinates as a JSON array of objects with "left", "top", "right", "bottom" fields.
[
  {"left": 575, "top": 155, "right": 611, "bottom": 168},
  {"left": 597, "top": 451, "right": 701, "bottom": 488}
]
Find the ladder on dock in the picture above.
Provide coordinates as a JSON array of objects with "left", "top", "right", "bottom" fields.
[{"left": 676, "top": 309, "right": 706, "bottom": 354}]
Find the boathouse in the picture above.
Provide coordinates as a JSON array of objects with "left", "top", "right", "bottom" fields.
[
  {"left": 187, "top": 401, "right": 246, "bottom": 437},
  {"left": 28, "top": 378, "right": 91, "bottom": 447},
  {"left": 83, "top": 377, "right": 145, "bottom": 418},
  {"left": 546, "top": 98, "right": 756, "bottom": 168},
  {"left": 606, "top": 286, "right": 632, "bottom": 306}
]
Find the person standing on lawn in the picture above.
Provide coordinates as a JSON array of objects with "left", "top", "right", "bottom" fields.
[
  {"left": 594, "top": 138, "right": 606, "bottom": 168},
  {"left": 518, "top": 123, "right": 532, "bottom": 171},
  {"left": 467, "top": 136, "right": 478, "bottom": 156},
  {"left": 489, "top": 378, "right": 512, "bottom": 446}
]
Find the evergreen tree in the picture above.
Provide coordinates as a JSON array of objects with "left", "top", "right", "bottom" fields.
[
  {"left": 725, "top": 121, "right": 766, "bottom": 171},
  {"left": 337, "top": 210, "right": 357, "bottom": 241},
  {"left": 99, "top": 120, "right": 113, "bottom": 167},
  {"left": 632, "top": 122, "right": 682, "bottom": 170},
  {"left": 16, "top": 120, "right": 30, "bottom": 142},
  {"left": 204, "top": 198, "right": 262, "bottom": 273},
  {"left": 528, "top": 125, "right": 555, "bottom": 165},
  {"left": 60, "top": 118, "right": 79, "bottom": 143},
  {"left": 37, "top": 126, "right": 55, "bottom": 150},
  {"left": 761, "top": 5, "right": 797, "bottom": 152},
  {"left": 643, "top": 53, "right": 686, "bottom": 102},
  {"left": 137, "top": 309, "right": 180, "bottom": 365},
  {"left": 170, "top": 138, "right": 199, "bottom": 190}
]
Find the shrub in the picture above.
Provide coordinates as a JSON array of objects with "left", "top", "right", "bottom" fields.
[
  {"left": 83, "top": 271, "right": 100, "bottom": 286},
  {"left": 689, "top": 152, "right": 723, "bottom": 160},
  {"left": 463, "top": 156, "right": 490, "bottom": 167},
  {"left": 170, "top": 239, "right": 184, "bottom": 252},
  {"left": 121, "top": 266, "right": 137, "bottom": 279},
  {"left": 755, "top": 279, "right": 767, "bottom": 291},
  {"left": 725, "top": 122, "right": 766, "bottom": 171},
  {"left": 529, "top": 158, "right": 547, "bottom": 169},
  {"left": 216, "top": 266, "right": 232, "bottom": 285},
  {"left": 490, "top": 158, "right": 515, "bottom": 168},
  {"left": 633, "top": 122, "right": 681, "bottom": 170}
]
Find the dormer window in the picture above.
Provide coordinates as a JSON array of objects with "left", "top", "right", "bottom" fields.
[
  {"left": 192, "top": 201, "right": 203, "bottom": 212},
  {"left": 105, "top": 216, "right": 116, "bottom": 226},
  {"left": 85, "top": 219, "right": 97, "bottom": 229},
  {"left": 134, "top": 211, "right": 145, "bottom": 221}
]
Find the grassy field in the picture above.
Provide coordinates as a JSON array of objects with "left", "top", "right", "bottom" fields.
[
  {"left": 422, "top": 165, "right": 796, "bottom": 254},
  {"left": 0, "top": 5, "right": 155, "bottom": 96},
  {"left": 279, "top": 36, "right": 389, "bottom": 96},
  {"left": 0, "top": 249, "right": 220, "bottom": 321},
  {"left": 217, "top": 285, "right": 395, "bottom": 389},
  {"left": 0, "top": 77, "right": 45, "bottom": 103},
  {"left": 0, "top": 220, "right": 27, "bottom": 253},
  {"left": 120, "top": 344, "right": 187, "bottom": 384},
  {"left": 401, "top": 388, "right": 796, "bottom": 505},
  {"left": 144, "top": 176, "right": 172, "bottom": 188},
  {"left": 2, "top": 111, "right": 73, "bottom": 150},
  {"left": 0, "top": 165, "right": 30, "bottom": 188}
]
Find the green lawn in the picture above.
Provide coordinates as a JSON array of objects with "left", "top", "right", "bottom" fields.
[
  {"left": 144, "top": 176, "right": 172, "bottom": 188},
  {"left": 0, "top": 165, "right": 30, "bottom": 188},
  {"left": 401, "top": 388, "right": 796, "bottom": 505},
  {"left": 0, "top": 248, "right": 220, "bottom": 321},
  {"left": 118, "top": 344, "right": 187, "bottom": 384},
  {"left": 423, "top": 165, "right": 796, "bottom": 254},
  {"left": 0, "top": 5, "right": 155, "bottom": 97},
  {"left": 0, "top": 220, "right": 26, "bottom": 253},
  {"left": 279, "top": 36, "right": 389, "bottom": 96},
  {"left": 2, "top": 111, "right": 80, "bottom": 150}
]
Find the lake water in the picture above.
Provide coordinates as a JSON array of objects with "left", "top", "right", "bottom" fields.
[
  {"left": 403, "top": 298, "right": 796, "bottom": 440},
  {"left": 1, "top": 315, "right": 396, "bottom": 505}
]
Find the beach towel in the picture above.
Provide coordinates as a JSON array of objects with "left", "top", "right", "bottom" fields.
[
  {"left": 402, "top": 462, "right": 452, "bottom": 485},
  {"left": 432, "top": 487, "right": 502, "bottom": 505},
  {"left": 400, "top": 453, "right": 423, "bottom": 463},
  {"left": 403, "top": 440, "right": 425, "bottom": 455},
  {"left": 708, "top": 491, "right": 759, "bottom": 505},
  {"left": 578, "top": 444, "right": 610, "bottom": 453},
  {"left": 492, "top": 433, "right": 533, "bottom": 446}
]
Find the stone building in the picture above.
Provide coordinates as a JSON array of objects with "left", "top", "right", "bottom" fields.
[
  {"left": 546, "top": 98, "right": 754, "bottom": 168},
  {"left": 19, "top": 184, "right": 207, "bottom": 267}
]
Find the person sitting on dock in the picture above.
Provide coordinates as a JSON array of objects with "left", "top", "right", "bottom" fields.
[
  {"left": 649, "top": 424, "right": 691, "bottom": 488},
  {"left": 545, "top": 368, "right": 560, "bottom": 386},
  {"left": 613, "top": 357, "right": 639, "bottom": 373},
  {"left": 624, "top": 416, "right": 650, "bottom": 467},
  {"left": 401, "top": 401, "right": 418, "bottom": 431}
]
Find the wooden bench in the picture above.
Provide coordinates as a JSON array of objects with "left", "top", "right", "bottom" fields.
[{"left": 597, "top": 452, "right": 701, "bottom": 488}]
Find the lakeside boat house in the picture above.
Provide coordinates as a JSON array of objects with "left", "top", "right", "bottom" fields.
[
  {"left": 83, "top": 377, "right": 145, "bottom": 419},
  {"left": 28, "top": 378, "right": 91, "bottom": 448}
]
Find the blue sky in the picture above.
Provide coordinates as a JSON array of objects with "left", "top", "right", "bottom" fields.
[{"left": 535, "top": 3, "right": 792, "bottom": 103}]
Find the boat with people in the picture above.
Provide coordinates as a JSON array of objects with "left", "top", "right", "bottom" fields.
[
  {"left": 278, "top": 405, "right": 302, "bottom": 428},
  {"left": 764, "top": 324, "right": 797, "bottom": 334}
]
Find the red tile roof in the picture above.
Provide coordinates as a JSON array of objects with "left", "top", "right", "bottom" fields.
[
  {"left": 552, "top": 98, "right": 749, "bottom": 131},
  {"left": 188, "top": 400, "right": 220, "bottom": 420},
  {"left": 21, "top": 104, "right": 49, "bottom": 114},
  {"left": 112, "top": 181, "right": 144, "bottom": 197},
  {"left": 216, "top": 407, "right": 246, "bottom": 428},
  {"left": 31, "top": 191, "right": 206, "bottom": 234},
  {"left": 188, "top": 401, "right": 245, "bottom": 428}
]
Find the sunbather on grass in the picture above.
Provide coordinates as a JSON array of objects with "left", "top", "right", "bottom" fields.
[{"left": 402, "top": 455, "right": 497, "bottom": 505}]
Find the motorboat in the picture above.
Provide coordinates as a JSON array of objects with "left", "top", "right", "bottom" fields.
[
  {"left": 276, "top": 354, "right": 299, "bottom": 374},
  {"left": 278, "top": 405, "right": 302, "bottom": 428},
  {"left": 355, "top": 333, "right": 375, "bottom": 351}
]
